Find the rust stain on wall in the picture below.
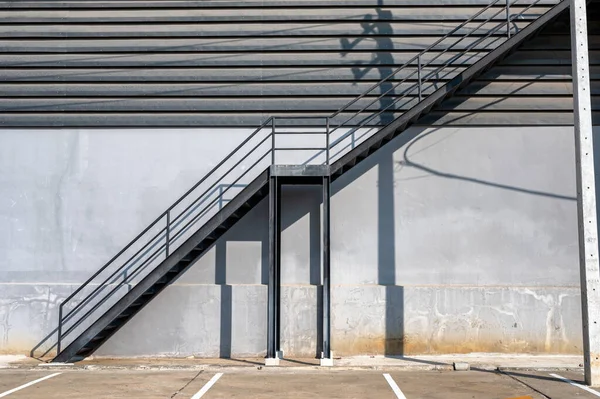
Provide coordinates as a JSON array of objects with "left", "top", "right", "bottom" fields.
[{"left": 332, "top": 334, "right": 582, "bottom": 356}]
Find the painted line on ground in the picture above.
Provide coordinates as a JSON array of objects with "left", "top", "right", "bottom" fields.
[
  {"left": 191, "top": 372, "right": 224, "bottom": 399},
  {"left": 0, "top": 373, "right": 62, "bottom": 398},
  {"left": 550, "top": 373, "right": 600, "bottom": 397},
  {"left": 383, "top": 373, "right": 408, "bottom": 399}
]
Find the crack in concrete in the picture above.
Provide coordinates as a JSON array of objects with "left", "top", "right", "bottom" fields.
[{"left": 170, "top": 370, "right": 204, "bottom": 398}]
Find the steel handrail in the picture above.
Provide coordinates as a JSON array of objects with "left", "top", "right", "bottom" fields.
[
  {"left": 56, "top": 117, "right": 275, "bottom": 352},
  {"left": 328, "top": 0, "right": 510, "bottom": 143},
  {"left": 329, "top": 0, "right": 504, "bottom": 121},
  {"left": 60, "top": 181, "right": 228, "bottom": 325},
  {"left": 170, "top": 127, "right": 273, "bottom": 227},
  {"left": 325, "top": 0, "right": 549, "bottom": 163},
  {"left": 307, "top": 0, "right": 530, "bottom": 166},
  {"left": 54, "top": 0, "right": 557, "bottom": 356},
  {"left": 169, "top": 148, "right": 273, "bottom": 245},
  {"left": 59, "top": 117, "right": 275, "bottom": 309},
  {"left": 328, "top": 3, "right": 514, "bottom": 152},
  {"left": 60, "top": 241, "right": 167, "bottom": 340}
]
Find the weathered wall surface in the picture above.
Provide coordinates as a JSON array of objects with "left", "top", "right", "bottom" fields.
[
  {"left": 0, "top": 0, "right": 565, "bottom": 127},
  {"left": 0, "top": 125, "right": 588, "bottom": 357},
  {"left": 0, "top": 0, "right": 596, "bottom": 360}
]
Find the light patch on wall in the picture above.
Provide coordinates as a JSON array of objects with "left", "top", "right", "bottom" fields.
[{"left": 225, "top": 241, "right": 262, "bottom": 285}]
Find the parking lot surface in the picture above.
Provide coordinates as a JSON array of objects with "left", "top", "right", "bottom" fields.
[{"left": 1, "top": 367, "right": 600, "bottom": 398}]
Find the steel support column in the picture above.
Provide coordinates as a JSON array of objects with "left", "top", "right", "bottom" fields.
[
  {"left": 322, "top": 176, "right": 332, "bottom": 362},
  {"left": 266, "top": 175, "right": 281, "bottom": 364},
  {"left": 275, "top": 179, "right": 282, "bottom": 357},
  {"left": 570, "top": 0, "right": 600, "bottom": 386}
]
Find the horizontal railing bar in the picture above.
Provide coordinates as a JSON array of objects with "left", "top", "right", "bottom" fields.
[
  {"left": 275, "top": 131, "right": 327, "bottom": 136},
  {"left": 274, "top": 147, "right": 327, "bottom": 151},
  {"left": 272, "top": 116, "right": 329, "bottom": 120}
]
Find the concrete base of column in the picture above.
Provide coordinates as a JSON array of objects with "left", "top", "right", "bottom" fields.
[
  {"left": 320, "top": 358, "right": 334, "bottom": 367},
  {"left": 265, "top": 357, "right": 280, "bottom": 366}
]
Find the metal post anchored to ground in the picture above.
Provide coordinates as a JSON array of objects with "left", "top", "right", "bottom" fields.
[
  {"left": 321, "top": 175, "right": 332, "bottom": 366},
  {"left": 570, "top": 0, "right": 600, "bottom": 387},
  {"left": 266, "top": 174, "right": 281, "bottom": 366}
]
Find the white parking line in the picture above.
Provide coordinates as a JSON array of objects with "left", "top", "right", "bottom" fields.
[
  {"left": 383, "top": 373, "right": 408, "bottom": 399},
  {"left": 191, "top": 372, "right": 224, "bottom": 399},
  {"left": 550, "top": 373, "right": 600, "bottom": 397},
  {"left": 0, "top": 372, "right": 62, "bottom": 398}
]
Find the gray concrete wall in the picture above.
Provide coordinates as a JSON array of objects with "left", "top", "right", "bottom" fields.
[{"left": 0, "top": 125, "right": 590, "bottom": 357}]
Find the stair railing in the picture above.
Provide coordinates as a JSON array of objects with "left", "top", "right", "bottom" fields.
[
  {"left": 53, "top": 116, "right": 330, "bottom": 355},
  {"left": 326, "top": 0, "right": 555, "bottom": 163},
  {"left": 50, "top": 0, "right": 559, "bottom": 358}
]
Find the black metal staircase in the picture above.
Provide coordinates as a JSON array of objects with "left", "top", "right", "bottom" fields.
[{"left": 49, "top": 0, "right": 568, "bottom": 363}]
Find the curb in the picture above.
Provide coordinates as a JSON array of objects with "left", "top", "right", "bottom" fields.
[{"left": 1, "top": 363, "right": 582, "bottom": 373}]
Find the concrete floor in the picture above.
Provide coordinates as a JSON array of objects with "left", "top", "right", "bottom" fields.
[{"left": 1, "top": 368, "right": 599, "bottom": 398}]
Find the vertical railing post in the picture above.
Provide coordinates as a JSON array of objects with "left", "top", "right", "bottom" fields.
[
  {"left": 506, "top": 0, "right": 511, "bottom": 38},
  {"left": 57, "top": 305, "right": 63, "bottom": 355},
  {"left": 325, "top": 117, "right": 330, "bottom": 165},
  {"left": 218, "top": 185, "right": 223, "bottom": 210},
  {"left": 271, "top": 117, "right": 276, "bottom": 165},
  {"left": 417, "top": 54, "right": 422, "bottom": 102},
  {"left": 165, "top": 211, "right": 170, "bottom": 258}
]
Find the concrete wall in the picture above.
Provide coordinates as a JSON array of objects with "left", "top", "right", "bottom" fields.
[{"left": 0, "top": 125, "right": 589, "bottom": 357}]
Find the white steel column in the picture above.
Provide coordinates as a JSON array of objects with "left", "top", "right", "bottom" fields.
[{"left": 571, "top": 0, "right": 600, "bottom": 387}]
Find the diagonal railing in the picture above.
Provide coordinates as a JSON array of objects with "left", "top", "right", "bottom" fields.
[{"left": 44, "top": 0, "right": 561, "bottom": 358}]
